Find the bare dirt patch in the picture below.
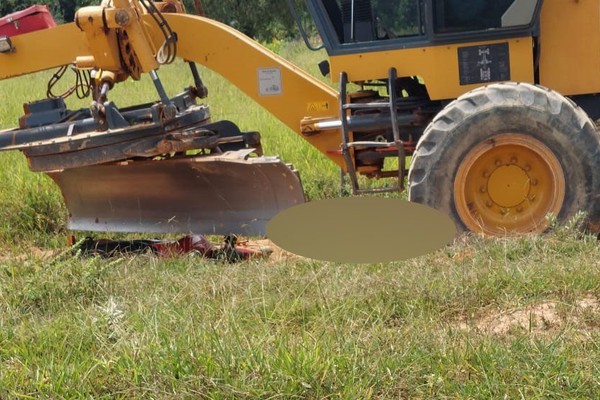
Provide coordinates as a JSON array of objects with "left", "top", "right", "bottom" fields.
[
  {"left": 242, "top": 239, "right": 305, "bottom": 263},
  {"left": 576, "top": 295, "right": 599, "bottom": 310},
  {"left": 476, "top": 301, "right": 561, "bottom": 335},
  {"left": 457, "top": 295, "right": 600, "bottom": 337},
  {"left": 0, "top": 246, "right": 59, "bottom": 264}
]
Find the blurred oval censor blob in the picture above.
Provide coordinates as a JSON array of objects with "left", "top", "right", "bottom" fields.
[{"left": 267, "top": 197, "right": 456, "bottom": 263}]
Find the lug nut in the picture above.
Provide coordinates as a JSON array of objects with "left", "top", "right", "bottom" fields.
[
  {"left": 510, "top": 157, "right": 517, "bottom": 164},
  {"left": 531, "top": 179, "right": 538, "bottom": 186},
  {"left": 480, "top": 186, "right": 486, "bottom": 193},
  {"left": 486, "top": 201, "right": 493, "bottom": 208},
  {"left": 483, "top": 170, "right": 490, "bottom": 178},
  {"left": 524, "top": 164, "right": 531, "bottom": 171},
  {"left": 516, "top": 206, "right": 523, "bottom": 213},
  {"left": 495, "top": 160, "right": 502, "bottom": 166}
]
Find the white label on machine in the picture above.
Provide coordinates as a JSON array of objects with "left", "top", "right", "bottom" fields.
[{"left": 258, "top": 67, "right": 282, "bottom": 96}]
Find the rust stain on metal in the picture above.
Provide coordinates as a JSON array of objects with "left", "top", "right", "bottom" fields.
[{"left": 47, "top": 151, "right": 305, "bottom": 236}]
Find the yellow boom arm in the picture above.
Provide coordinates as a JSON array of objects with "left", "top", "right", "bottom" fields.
[{"left": 0, "top": 12, "right": 344, "bottom": 167}]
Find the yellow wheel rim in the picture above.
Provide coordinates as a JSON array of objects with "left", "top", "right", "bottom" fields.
[{"left": 454, "top": 134, "right": 565, "bottom": 235}]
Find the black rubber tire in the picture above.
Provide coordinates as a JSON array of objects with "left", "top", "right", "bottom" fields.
[{"left": 408, "top": 82, "right": 600, "bottom": 234}]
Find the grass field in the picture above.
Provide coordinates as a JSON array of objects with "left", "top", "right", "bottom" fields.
[{"left": 0, "top": 41, "right": 599, "bottom": 399}]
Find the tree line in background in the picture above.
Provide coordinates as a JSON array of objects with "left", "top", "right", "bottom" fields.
[
  {"left": 0, "top": 0, "right": 302, "bottom": 41},
  {"left": 1, "top": 1, "right": 422, "bottom": 42}
]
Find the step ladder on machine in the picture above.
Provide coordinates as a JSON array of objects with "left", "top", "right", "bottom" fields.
[{"left": 339, "top": 67, "right": 406, "bottom": 195}]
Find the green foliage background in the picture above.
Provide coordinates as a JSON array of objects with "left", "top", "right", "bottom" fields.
[
  {"left": 1, "top": 0, "right": 422, "bottom": 41},
  {"left": 0, "top": 0, "right": 301, "bottom": 40}
]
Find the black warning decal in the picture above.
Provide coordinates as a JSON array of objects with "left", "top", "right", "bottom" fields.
[{"left": 458, "top": 42, "right": 510, "bottom": 85}]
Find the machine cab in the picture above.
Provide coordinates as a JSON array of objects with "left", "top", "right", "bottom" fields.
[{"left": 304, "top": 0, "right": 543, "bottom": 100}]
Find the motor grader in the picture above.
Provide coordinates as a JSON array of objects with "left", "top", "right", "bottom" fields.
[{"left": 0, "top": 0, "right": 599, "bottom": 237}]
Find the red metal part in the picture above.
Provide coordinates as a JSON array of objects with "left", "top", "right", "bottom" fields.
[
  {"left": 151, "top": 235, "right": 213, "bottom": 257},
  {"left": 0, "top": 5, "right": 56, "bottom": 37},
  {"left": 325, "top": 141, "right": 416, "bottom": 155},
  {"left": 152, "top": 235, "right": 270, "bottom": 260},
  {"left": 76, "top": 235, "right": 271, "bottom": 261}
]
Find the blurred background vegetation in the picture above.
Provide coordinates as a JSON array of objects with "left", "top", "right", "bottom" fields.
[
  {"left": 0, "top": 0, "right": 302, "bottom": 40},
  {"left": 0, "top": 0, "right": 419, "bottom": 41}
]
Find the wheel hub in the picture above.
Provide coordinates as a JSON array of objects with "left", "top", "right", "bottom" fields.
[
  {"left": 487, "top": 165, "right": 530, "bottom": 208},
  {"left": 454, "top": 134, "right": 565, "bottom": 235}
]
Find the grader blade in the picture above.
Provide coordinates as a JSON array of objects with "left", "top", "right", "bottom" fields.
[{"left": 47, "top": 150, "right": 304, "bottom": 236}]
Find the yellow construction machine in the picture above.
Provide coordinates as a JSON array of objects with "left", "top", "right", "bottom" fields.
[{"left": 1, "top": 0, "right": 599, "bottom": 237}]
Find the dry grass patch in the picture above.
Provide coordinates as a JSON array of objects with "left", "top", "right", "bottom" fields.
[
  {"left": 246, "top": 238, "right": 306, "bottom": 263},
  {"left": 456, "top": 295, "right": 600, "bottom": 337}
]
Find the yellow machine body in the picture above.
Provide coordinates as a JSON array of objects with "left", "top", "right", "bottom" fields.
[
  {"left": 328, "top": 0, "right": 600, "bottom": 99},
  {"left": 2, "top": 0, "right": 598, "bottom": 162},
  {"left": 329, "top": 36, "right": 534, "bottom": 100},
  {"left": 538, "top": 0, "right": 600, "bottom": 95}
]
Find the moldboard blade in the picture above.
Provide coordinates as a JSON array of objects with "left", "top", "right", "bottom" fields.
[{"left": 47, "top": 150, "right": 305, "bottom": 236}]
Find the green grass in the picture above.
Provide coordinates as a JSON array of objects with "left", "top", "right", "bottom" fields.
[
  {"left": 1, "top": 227, "right": 599, "bottom": 398},
  {"left": 0, "top": 40, "right": 599, "bottom": 398}
]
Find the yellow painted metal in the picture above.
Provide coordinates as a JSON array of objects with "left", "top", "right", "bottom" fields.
[
  {"left": 0, "top": 23, "right": 89, "bottom": 80},
  {"left": 74, "top": 7, "right": 124, "bottom": 72},
  {"left": 75, "top": 2, "right": 158, "bottom": 79},
  {"left": 487, "top": 165, "right": 530, "bottom": 208},
  {"left": 154, "top": 0, "right": 186, "bottom": 13},
  {"left": 149, "top": 13, "right": 345, "bottom": 167},
  {"left": 0, "top": 1, "right": 159, "bottom": 82},
  {"left": 453, "top": 134, "right": 565, "bottom": 235},
  {"left": 111, "top": 0, "right": 159, "bottom": 73},
  {"left": 329, "top": 37, "right": 534, "bottom": 100},
  {"left": 539, "top": 0, "right": 600, "bottom": 95}
]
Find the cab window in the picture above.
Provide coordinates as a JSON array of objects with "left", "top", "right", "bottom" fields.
[
  {"left": 322, "top": 0, "right": 422, "bottom": 43},
  {"left": 433, "top": 0, "right": 539, "bottom": 34},
  {"left": 372, "top": 0, "right": 422, "bottom": 39}
]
